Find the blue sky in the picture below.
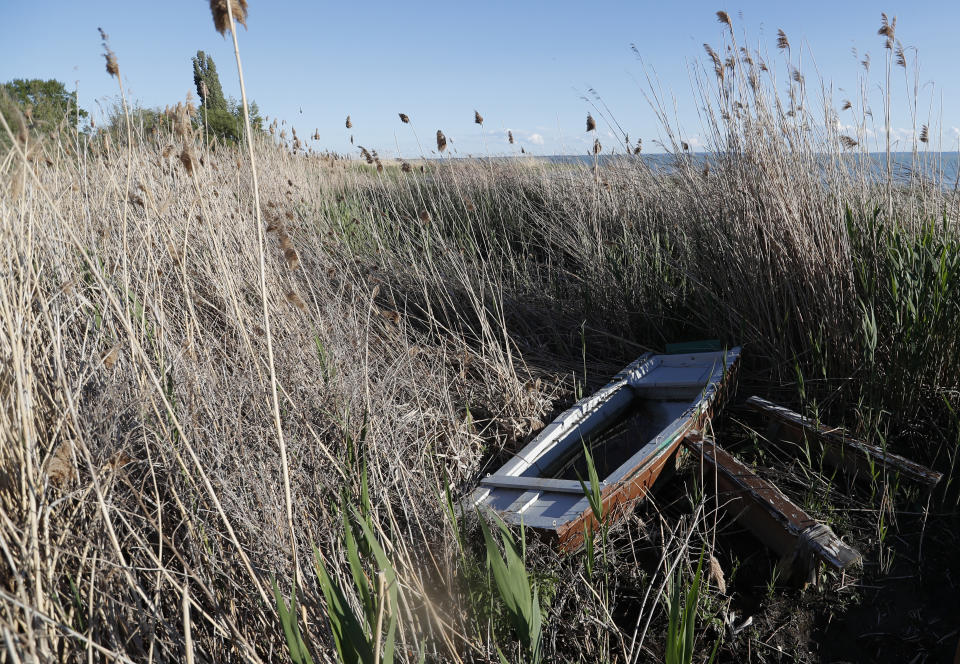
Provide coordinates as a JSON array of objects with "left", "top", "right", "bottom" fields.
[{"left": 2, "top": 1, "right": 958, "bottom": 156}]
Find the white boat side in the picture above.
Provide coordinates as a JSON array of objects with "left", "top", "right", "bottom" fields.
[{"left": 466, "top": 347, "right": 741, "bottom": 533}]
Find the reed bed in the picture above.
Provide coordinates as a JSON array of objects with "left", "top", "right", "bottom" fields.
[{"left": 1, "top": 9, "right": 959, "bottom": 664}]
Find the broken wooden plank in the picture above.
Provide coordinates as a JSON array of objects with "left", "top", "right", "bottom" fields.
[
  {"left": 746, "top": 396, "right": 942, "bottom": 488},
  {"left": 684, "top": 433, "right": 861, "bottom": 579}
]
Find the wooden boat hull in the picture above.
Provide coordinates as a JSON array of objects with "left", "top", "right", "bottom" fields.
[{"left": 466, "top": 346, "right": 741, "bottom": 550}]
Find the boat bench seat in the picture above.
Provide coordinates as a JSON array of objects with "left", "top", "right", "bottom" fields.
[{"left": 629, "top": 364, "right": 713, "bottom": 396}]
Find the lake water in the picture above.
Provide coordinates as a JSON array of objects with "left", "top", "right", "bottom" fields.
[{"left": 542, "top": 152, "right": 960, "bottom": 187}]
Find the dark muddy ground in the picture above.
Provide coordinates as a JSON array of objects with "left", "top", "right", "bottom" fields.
[
  {"left": 478, "top": 344, "right": 960, "bottom": 663},
  {"left": 648, "top": 403, "right": 960, "bottom": 663}
]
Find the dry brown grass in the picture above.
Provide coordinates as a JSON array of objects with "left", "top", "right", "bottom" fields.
[
  {"left": 0, "top": 123, "right": 551, "bottom": 661},
  {"left": 1, "top": 9, "right": 959, "bottom": 664}
]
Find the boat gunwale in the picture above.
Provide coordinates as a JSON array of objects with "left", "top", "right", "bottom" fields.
[{"left": 468, "top": 346, "right": 741, "bottom": 536}]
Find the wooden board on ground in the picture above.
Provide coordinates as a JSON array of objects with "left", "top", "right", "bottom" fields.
[
  {"left": 684, "top": 432, "right": 861, "bottom": 581},
  {"left": 747, "top": 396, "right": 942, "bottom": 488}
]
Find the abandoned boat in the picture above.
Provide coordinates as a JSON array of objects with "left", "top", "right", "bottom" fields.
[{"left": 467, "top": 343, "right": 741, "bottom": 549}]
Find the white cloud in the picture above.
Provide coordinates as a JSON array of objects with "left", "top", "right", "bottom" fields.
[{"left": 528, "top": 133, "right": 544, "bottom": 145}]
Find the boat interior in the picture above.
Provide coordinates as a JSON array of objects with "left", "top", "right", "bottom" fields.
[
  {"left": 470, "top": 349, "right": 738, "bottom": 528},
  {"left": 521, "top": 352, "right": 727, "bottom": 481}
]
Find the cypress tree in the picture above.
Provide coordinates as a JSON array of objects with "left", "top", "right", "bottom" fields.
[{"left": 192, "top": 51, "right": 226, "bottom": 112}]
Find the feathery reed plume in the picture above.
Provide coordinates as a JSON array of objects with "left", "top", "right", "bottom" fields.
[
  {"left": 380, "top": 308, "right": 400, "bottom": 325},
  {"left": 776, "top": 29, "right": 790, "bottom": 52},
  {"left": 633, "top": 138, "right": 642, "bottom": 154},
  {"left": 681, "top": 141, "right": 689, "bottom": 151},
  {"left": 13, "top": 107, "right": 28, "bottom": 145},
  {"left": 704, "top": 44, "right": 723, "bottom": 79},
  {"left": 791, "top": 68, "right": 804, "bottom": 84},
  {"left": 878, "top": 13, "right": 896, "bottom": 49},
  {"left": 358, "top": 146, "right": 374, "bottom": 164},
  {"left": 169, "top": 98, "right": 196, "bottom": 138},
  {"left": 345, "top": 115, "right": 352, "bottom": 129},
  {"left": 508, "top": 130, "right": 514, "bottom": 144},
  {"left": 592, "top": 138, "right": 601, "bottom": 155},
  {"left": 401, "top": 161, "right": 412, "bottom": 172},
  {"left": 919, "top": 124, "right": 929, "bottom": 143},
  {"left": 708, "top": 554, "right": 726, "bottom": 594},
  {"left": 861, "top": 53, "right": 871, "bottom": 71},
  {"left": 841, "top": 99, "right": 852, "bottom": 111},
  {"left": 840, "top": 135, "right": 858, "bottom": 149},
  {"left": 285, "top": 291, "right": 306, "bottom": 311},
  {"left": 895, "top": 42, "right": 906, "bottom": 67},
  {"left": 210, "top": 0, "right": 248, "bottom": 35},
  {"left": 98, "top": 28, "right": 119, "bottom": 77},
  {"left": 716, "top": 10, "right": 732, "bottom": 29},
  {"left": 312, "top": 129, "right": 320, "bottom": 140},
  {"left": 282, "top": 245, "right": 299, "bottom": 270},
  {"left": 399, "top": 113, "right": 410, "bottom": 123},
  {"left": 179, "top": 147, "right": 197, "bottom": 174},
  {"left": 436, "top": 130, "right": 447, "bottom": 152},
  {"left": 474, "top": 110, "right": 484, "bottom": 124},
  {"left": 586, "top": 113, "right": 596, "bottom": 132},
  {"left": 521, "top": 146, "right": 526, "bottom": 154}
]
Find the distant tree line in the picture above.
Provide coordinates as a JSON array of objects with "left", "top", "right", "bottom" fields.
[
  {"left": 1, "top": 50, "right": 261, "bottom": 147},
  {"left": 0, "top": 79, "right": 87, "bottom": 145}
]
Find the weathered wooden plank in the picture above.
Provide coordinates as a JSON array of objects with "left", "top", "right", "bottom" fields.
[
  {"left": 685, "top": 434, "right": 861, "bottom": 578},
  {"left": 747, "top": 396, "right": 942, "bottom": 487}
]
